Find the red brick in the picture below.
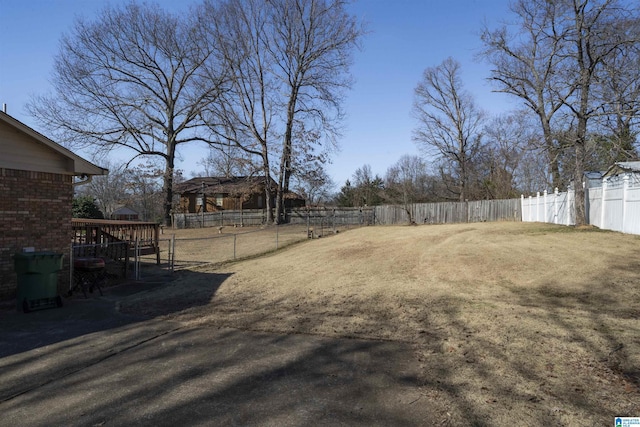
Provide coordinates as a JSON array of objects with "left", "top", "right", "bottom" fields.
[{"left": 0, "top": 168, "right": 73, "bottom": 300}]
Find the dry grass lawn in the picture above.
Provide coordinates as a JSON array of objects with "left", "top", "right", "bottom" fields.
[
  {"left": 121, "top": 222, "right": 640, "bottom": 426},
  {"left": 149, "top": 224, "right": 325, "bottom": 268}
]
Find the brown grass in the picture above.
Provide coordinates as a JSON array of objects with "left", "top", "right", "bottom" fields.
[
  {"left": 145, "top": 224, "right": 314, "bottom": 268},
  {"left": 121, "top": 222, "right": 640, "bottom": 426}
]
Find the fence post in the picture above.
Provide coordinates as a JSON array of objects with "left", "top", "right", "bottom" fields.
[
  {"left": 170, "top": 234, "right": 175, "bottom": 272},
  {"left": 69, "top": 242, "right": 74, "bottom": 294},
  {"left": 332, "top": 209, "right": 336, "bottom": 233},
  {"left": 601, "top": 179, "right": 607, "bottom": 229},
  {"left": 466, "top": 200, "right": 469, "bottom": 223},
  {"left": 567, "top": 187, "right": 573, "bottom": 225},
  {"left": 622, "top": 174, "right": 629, "bottom": 233},
  {"left": 134, "top": 238, "right": 140, "bottom": 281},
  {"left": 553, "top": 188, "right": 559, "bottom": 224}
]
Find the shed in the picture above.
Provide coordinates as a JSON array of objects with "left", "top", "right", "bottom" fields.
[
  {"left": 583, "top": 171, "right": 604, "bottom": 189},
  {"left": 0, "top": 111, "right": 108, "bottom": 300}
]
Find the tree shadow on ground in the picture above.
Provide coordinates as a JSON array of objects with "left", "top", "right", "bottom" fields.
[
  {"left": 0, "top": 270, "right": 231, "bottom": 402},
  {"left": 0, "top": 269, "right": 230, "bottom": 358},
  {"left": 3, "top": 244, "right": 640, "bottom": 425},
  {"left": 1, "top": 326, "right": 438, "bottom": 426},
  {"left": 494, "top": 258, "right": 640, "bottom": 424}
]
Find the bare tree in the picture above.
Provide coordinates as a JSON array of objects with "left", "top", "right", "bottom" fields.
[
  {"left": 267, "top": 0, "right": 363, "bottom": 222},
  {"left": 125, "top": 162, "right": 165, "bottom": 222},
  {"left": 352, "top": 164, "right": 384, "bottom": 206},
  {"left": 482, "top": 0, "right": 640, "bottom": 224},
  {"left": 384, "top": 155, "right": 431, "bottom": 223},
  {"left": 413, "top": 57, "right": 486, "bottom": 201},
  {"left": 28, "top": 3, "right": 227, "bottom": 225},
  {"left": 481, "top": 0, "right": 576, "bottom": 189},
  {"left": 475, "top": 111, "right": 538, "bottom": 198},
  {"left": 291, "top": 163, "right": 334, "bottom": 206},
  {"left": 201, "top": 0, "right": 279, "bottom": 221},
  {"left": 203, "top": 0, "right": 364, "bottom": 223},
  {"left": 196, "top": 145, "right": 260, "bottom": 178},
  {"left": 597, "top": 20, "right": 640, "bottom": 161}
]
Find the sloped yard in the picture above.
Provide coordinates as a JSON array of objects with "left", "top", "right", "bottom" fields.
[{"left": 120, "top": 222, "right": 640, "bottom": 426}]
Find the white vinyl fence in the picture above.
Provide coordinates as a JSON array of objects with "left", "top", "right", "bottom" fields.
[
  {"left": 521, "top": 189, "right": 575, "bottom": 225},
  {"left": 522, "top": 173, "right": 640, "bottom": 235},
  {"left": 589, "top": 174, "right": 640, "bottom": 234}
]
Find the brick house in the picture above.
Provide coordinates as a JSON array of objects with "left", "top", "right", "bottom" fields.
[
  {"left": 0, "top": 112, "right": 107, "bottom": 300},
  {"left": 176, "top": 176, "right": 305, "bottom": 213}
]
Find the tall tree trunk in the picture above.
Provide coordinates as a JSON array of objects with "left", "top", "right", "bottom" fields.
[
  {"left": 541, "top": 119, "right": 562, "bottom": 189},
  {"left": 163, "top": 164, "right": 174, "bottom": 226},
  {"left": 574, "top": 140, "right": 586, "bottom": 225},
  {"left": 574, "top": 77, "right": 590, "bottom": 225},
  {"left": 163, "top": 139, "right": 176, "bottom": 226},
  {"left": 261, "top": 148, "right": 274, "bottom": 224},
  {"left": 275, "top": 145, "right": 288, "bottom": 224},
  {"left": 459, "top": 152, "right": 467, "bottom": 202},
  {"left": 274, "top": 186, "right": 283, "bottom": 224},
  {"left": 275, "top": 87, "right": 298, "bottom": 224}
]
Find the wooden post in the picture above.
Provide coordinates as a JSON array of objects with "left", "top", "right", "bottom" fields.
[{"left": 154, "top": 223, "right": 160, "bottom": 265}]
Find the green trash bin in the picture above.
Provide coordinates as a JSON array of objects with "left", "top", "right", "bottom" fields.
[{"left": 14, "top": 251, "right": 64, "bottom": 313}]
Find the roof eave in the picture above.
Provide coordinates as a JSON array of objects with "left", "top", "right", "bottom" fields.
[{"left": 0, "top": 112, "right": 108, "bottom": 176}]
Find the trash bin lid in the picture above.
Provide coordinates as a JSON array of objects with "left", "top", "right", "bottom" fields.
[
  {"left": 14, "top": 251, "right": 61, "bottom": 259},
  {"left": 14, "top": 252, "right": 64, "bottom": 273}
]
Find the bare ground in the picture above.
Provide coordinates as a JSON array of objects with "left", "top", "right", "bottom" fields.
[{"left": 121, "top": 222, "right": 640, "bottom": 426}]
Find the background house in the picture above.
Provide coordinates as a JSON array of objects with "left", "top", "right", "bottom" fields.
[
  {"left": 0, "top": 111, "right": 107, "bottom": 300},
  {"left": 602, "top": 161, "right": 640, "bottom": 184},
  {"left": 176, "top": 176, "right": 305, "bottom": 213},
  {"left": 111, "top": 205, "right": 140, "bottom": 221}
]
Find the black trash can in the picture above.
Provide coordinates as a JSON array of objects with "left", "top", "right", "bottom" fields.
[{"left": 14, "top": 252, "right": 64, "bottom": 313}]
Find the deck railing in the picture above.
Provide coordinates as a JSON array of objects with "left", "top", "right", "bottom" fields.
[{"left": 71, "top": 218, "right": 160, "bottom": 264}]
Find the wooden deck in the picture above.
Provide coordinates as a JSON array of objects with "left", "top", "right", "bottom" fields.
[{"left": 71, "top": 219, "right": 160, "bottom": 265}]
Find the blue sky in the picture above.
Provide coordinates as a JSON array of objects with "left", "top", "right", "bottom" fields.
[{"left": 0, "top": 0, "right": 516, "bottom": 187}]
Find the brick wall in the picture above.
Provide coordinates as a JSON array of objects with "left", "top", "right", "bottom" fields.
[{"left": 0, "top": 168, "right": 73, "bottom": 300}]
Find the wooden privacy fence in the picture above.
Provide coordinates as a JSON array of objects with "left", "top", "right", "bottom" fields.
[
  {"left": 374, "top": 199, "right": 521, "bottom": 225},
  {"left": 172, "top": 207, "right": 375, "bottom": 229},
  {"left": 173, "top": 210, "right": 266, "bottom": 228}
]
